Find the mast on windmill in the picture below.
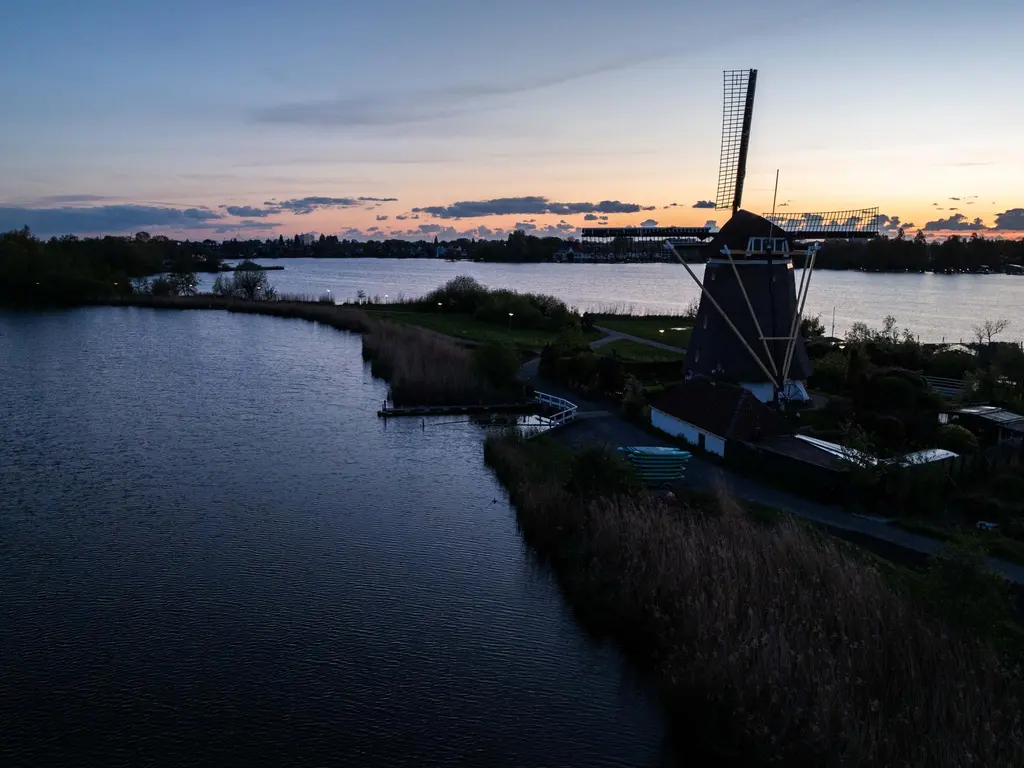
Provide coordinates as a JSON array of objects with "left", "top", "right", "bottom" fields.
[{"left": 666, "top": 68, "right": 880, "bottom": 406}]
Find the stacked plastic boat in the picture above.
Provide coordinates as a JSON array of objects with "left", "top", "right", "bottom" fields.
[{"left": 616, "top": 446, "right": 692, "bottom": 487}]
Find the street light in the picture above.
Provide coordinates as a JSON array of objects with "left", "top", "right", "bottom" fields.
[{"left": 508, "top": 312, "right": 514, "bottom": 330}]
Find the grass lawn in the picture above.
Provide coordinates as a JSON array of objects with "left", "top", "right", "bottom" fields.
[
  {"left": 591, "top": 314, "right": 692, "bottom": 348},
  {"left": 598, "top": 339, "right": 686, "bottom": 362},
  {"left": 365, "top": 309, "right": 602, "bottom": 351}
]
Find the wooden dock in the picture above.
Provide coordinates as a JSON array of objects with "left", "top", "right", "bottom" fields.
[{"left": 377, "top": 402, "right": 536, "bottom": 418}]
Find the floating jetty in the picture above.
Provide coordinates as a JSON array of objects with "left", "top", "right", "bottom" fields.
[{"left": 378, "top": 402, "right": 536, "bottom": 418}]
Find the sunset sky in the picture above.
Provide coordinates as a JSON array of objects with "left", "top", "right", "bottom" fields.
[{"left": 2, "top": 0, "right": 1022, "bottom": 240}]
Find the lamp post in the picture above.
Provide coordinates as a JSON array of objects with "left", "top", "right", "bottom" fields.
[{"left": 508, "top": 312, "right": 514, "bottom": 330}]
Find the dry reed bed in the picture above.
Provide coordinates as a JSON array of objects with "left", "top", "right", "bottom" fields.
[
  {"left": 484, "top": 432, "right": 1024, "bottom": 766},
  {"left": 100, "top": 295, "right": 497, "bottom": 406}
]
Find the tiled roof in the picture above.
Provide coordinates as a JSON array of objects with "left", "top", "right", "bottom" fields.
[{"left": 651, "top": 376, "right": 793, "bottom": 441}]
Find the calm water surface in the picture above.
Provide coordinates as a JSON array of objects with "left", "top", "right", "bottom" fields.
[
  {"left": 202, "top": 258, "right": 1024, "bottom": 344},
  {"left": 0, "top": 308, "right": 673, "bottom": 767}
]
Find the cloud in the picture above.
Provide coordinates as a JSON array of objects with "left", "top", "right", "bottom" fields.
[
  {"left": 950, "top": 197, "right": 961, "bottom": 201},
  {"left": 412, "top": 196, "right": 653, "bottom": 218},
  {"left": 222, "top": 205, "right": 275, "bottom": 218},
  {"left": 0, "top": 204, "right": 223, "bottom": 236},
  {"left": 932, "top": 202, "right": 939, "bottom": 206},
  {"left": 583, "top": 213, "right": 599, "bottom": 221},
  {"left": 923, "top": 213, "right": 987, "bottom": 232},
  {"left": 417, "top": 224, "right": 444, "bottom": 233},
  {"left": 993, "top": 208, "right": 1024, "bottom": 231},
  {"left": 515, "top": 221, "right": 537, "bottom": 231},
  {"left": 692, "top": 200, "right": 716, "bottom": 209},
  {"left": 598, "top": 215, "right": 609, "bottom": 221},
  {"left": 949, "top": 207, "right": 959, "bottom": 211},
  {"left": 641, "top": 219, "right": 658, "bottom": 227},
  {"left": 31, "top": 194, "right": 116, "bottom": 205},
  {"left": 250, "top": 56, "right": 666, "bottom": 129},
  {"left": 376, "top": 214, "right": 389, "bottom": 221},
  {"left": 258, "top": 196, "right": 397, "bottom": 215},
  {"left": 211, "top": 220, "right": 280, "bottom": 234},
  {"left": 367, "top": 226, "right": 380, "bottom": 232},
  {"left": 395, "top": 214, "right": 409, "bottom": 220},
  {"left": 877, "top": 214, "right": 909, "bottom": 234}
]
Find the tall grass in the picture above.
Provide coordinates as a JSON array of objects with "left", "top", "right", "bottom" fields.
[
  {"left": 362, "top": 322, "right": 500, "bottom": 406},
  {"left": 98, "top": 294, "right": 506, "bottom": 406},
  {"left": 484, "top": 431, "right": 1024, "bottom": 766}
]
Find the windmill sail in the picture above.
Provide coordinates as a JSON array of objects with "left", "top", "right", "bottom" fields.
[{"left": 715, "top": 69, "right": 758, "bottom": 214}]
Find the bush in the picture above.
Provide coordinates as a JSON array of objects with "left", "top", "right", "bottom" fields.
[
  {"left": 565, "top": 445, "right": 640, "bottom": 501},
  {"left": 916, "top": 536, "right": 1014, "bottom": 637},
  {"left": 935, "top": 423, "right": 979, "bottom": 454},
  {"left": 809, "top": 350, "right": 847, "bottom": 393},
  {"left": 420, "top": 275, "right": 489, "bottom": 313},
  {"left": 925, "top": 349, "right": 979, "bottom": 380},
  {"left": 471, "top": 343, "right": 520, "bottom": 387}
]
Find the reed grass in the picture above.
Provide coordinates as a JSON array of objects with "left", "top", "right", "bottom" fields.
[{"left": 484, "top": 431, "right": 1024, "bottom": 766}]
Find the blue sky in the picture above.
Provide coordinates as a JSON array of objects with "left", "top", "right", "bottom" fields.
[{"left": 2, "top": 0, "right": 1022, "bottom": 239}]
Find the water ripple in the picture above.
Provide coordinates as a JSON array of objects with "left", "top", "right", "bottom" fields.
[{"left": 0, "top": 308, "right": 673, "bottom": 768}]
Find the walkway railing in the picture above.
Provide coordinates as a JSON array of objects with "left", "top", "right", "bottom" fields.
[{"left": 534, "top": 392, "right": 578, "bottom": 427}]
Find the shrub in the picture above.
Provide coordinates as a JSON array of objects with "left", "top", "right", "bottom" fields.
[
  {"left": 809, "top": 350, "right": 847, "bottom": 393},
  {"left": 935, "top": 423, "right": 979, "bottom": 454},
  {"left": 916, "top": 536, "right": 1014, "bottom": 637},
  {"left": 420, "top": 275, "right": 488, "bottom": 313},
  {"left": 150, "top": 276, "right": 174, "bottom": 296},
  {"left": 471, "top": 343, "right": 520, "bottom": 387},
  {"left": 565, "top": 445, "right": 640, "bottom": 501}
]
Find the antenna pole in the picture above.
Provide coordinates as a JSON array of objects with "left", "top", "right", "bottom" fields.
[{"left": 770, "top": 169, "right": 779, "bottom": 220}]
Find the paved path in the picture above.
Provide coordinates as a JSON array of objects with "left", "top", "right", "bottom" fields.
[
  {"left": 518, "top": 359, "right": 1024, "bottom": 585},
  {"left": 590, "top": 325, "right": 687, "bottom": 354}
]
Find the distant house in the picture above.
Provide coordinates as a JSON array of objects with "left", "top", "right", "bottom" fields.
[
  {"left": 649, "top": 376, "right": 791, "bottom": 457},
  {"left": 552, "top": 247, "right": 578, "bottom": 263},
  {"left": 299, "top": 233, "right": 317, "bottom": 246}
]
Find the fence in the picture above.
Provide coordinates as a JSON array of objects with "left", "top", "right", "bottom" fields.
[{"left": 534, "top": 392, "right": 578, "bottom": 427}]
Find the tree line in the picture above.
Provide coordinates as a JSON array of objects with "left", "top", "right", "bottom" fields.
[{"left": 796, "top": 230, "right": 1024, "bottom": 273}]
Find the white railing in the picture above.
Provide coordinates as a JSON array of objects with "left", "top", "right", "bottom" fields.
[{"left": 534, "top": 392, "right": 578, "bottom": 427}]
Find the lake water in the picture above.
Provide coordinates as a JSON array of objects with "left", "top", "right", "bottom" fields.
[
  {"left": 202, "top": 258, "right": 1024, "bottom": 344},
  {"left": 0, "top": 308, "right": 674, "bottom": 767}
]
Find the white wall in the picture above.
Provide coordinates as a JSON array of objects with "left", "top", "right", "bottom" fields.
[{"left": 650, "top": 408, "right": 726, "bottom": 457}]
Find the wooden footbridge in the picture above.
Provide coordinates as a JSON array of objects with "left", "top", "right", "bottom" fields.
[{"left": 378, "top": 391, "right": 579, "bottom": 427}]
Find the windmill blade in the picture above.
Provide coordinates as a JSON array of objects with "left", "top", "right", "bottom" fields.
[
  {"left": 715, "top": 69, "right": 758, "bottom": 214},
  {"left": 764, "top": 207, "right": 880, "bottom": 239}
]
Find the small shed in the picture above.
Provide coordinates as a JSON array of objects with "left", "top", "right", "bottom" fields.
[
  {"left": 941, "top": 405, "right": 1024, "bottom": 446},
  {"left": 649, "top": 376, "right": 791, "bottom": 458}
]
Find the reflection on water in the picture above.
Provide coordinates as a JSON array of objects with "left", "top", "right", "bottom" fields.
[{"left": 0, "top": 308, "right": 673, "bottom": 768}]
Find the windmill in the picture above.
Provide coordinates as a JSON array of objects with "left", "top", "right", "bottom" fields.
[{"left": 666, "top": 68, "right": 879, "bottom": 405}]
